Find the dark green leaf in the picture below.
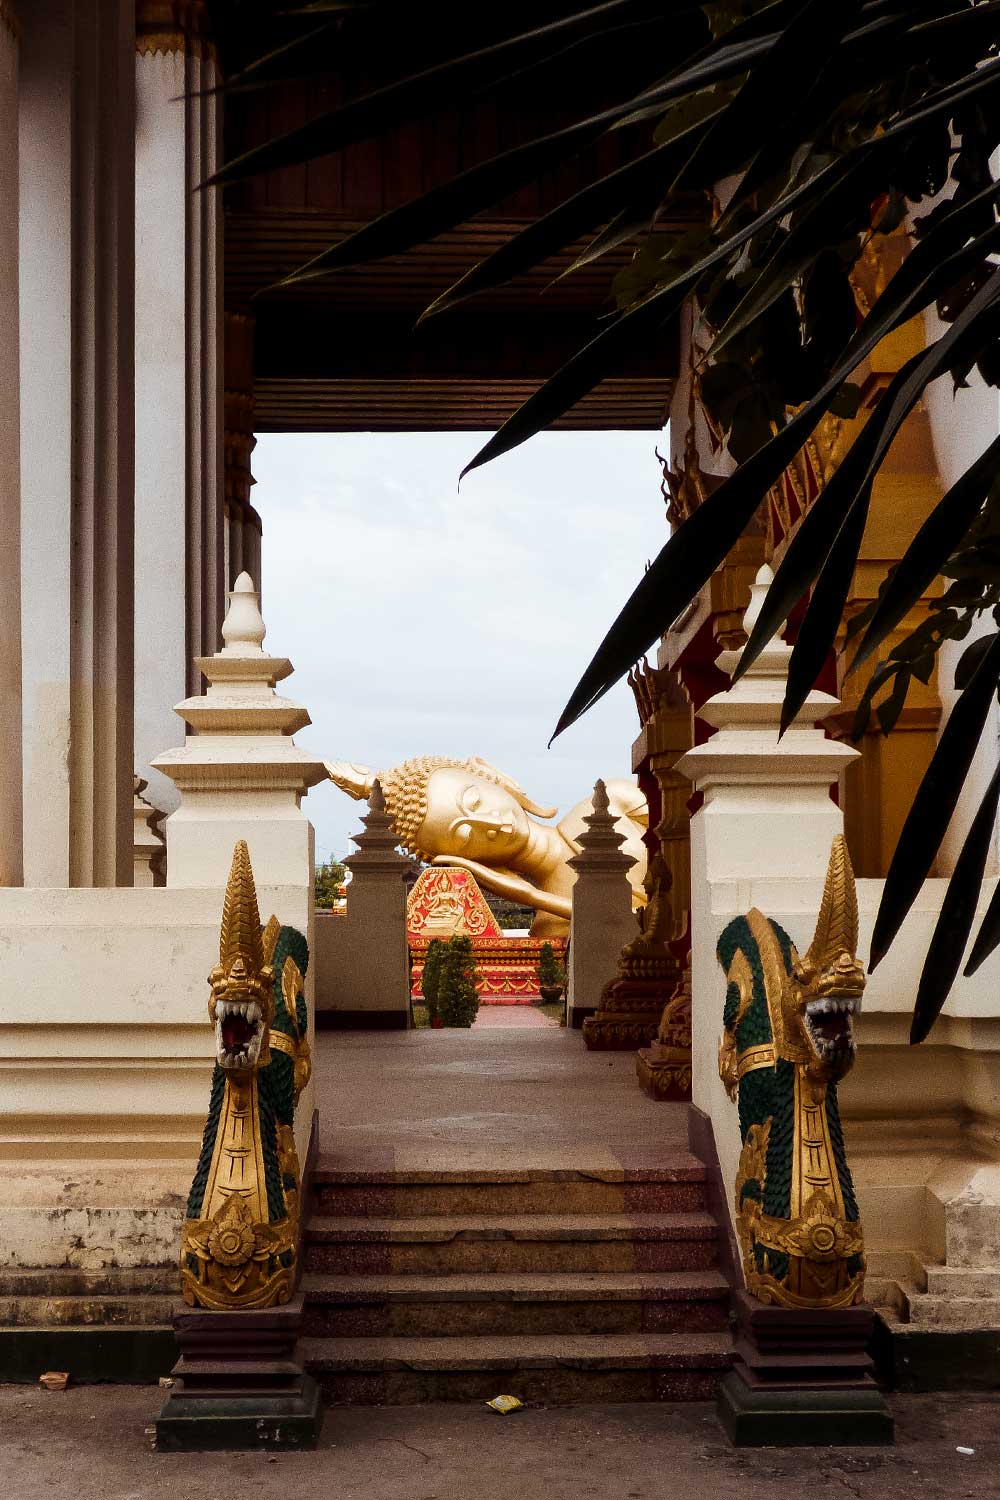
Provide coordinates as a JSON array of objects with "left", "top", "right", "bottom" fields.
[
  {"left": 780, "top": 482, "right": 875, "bottom": 735},
  {"left": 274, "top": 116, "right": 613, "bottom": 285},
  {"left": 206, "top": 0, "right": 673, "bottom": 185},
  {"left": 956, "top": 629, "right": 1000, "bottom": 691},
  {"left": 418, "top": 108, "right": 725, "bottom": 321},
  {"left": 870, "top": 630, "right": 1000, "bottom": 971},
  {"left": 875, "top": 667, "right": 913, "bottom": 735},
  {"left": 911, "top": 759, "right": 1000, "bottom": 1044},
  {"left": 738, "top": 266, "right": 1000, "bottom": 682},
  {"left": 849, "top": 432, "right": 1000, "bottom": 675}
]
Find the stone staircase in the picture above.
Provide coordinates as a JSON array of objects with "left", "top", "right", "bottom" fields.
[{"left": 299, "top": 1158, "right": 733, "bottom": 1404}]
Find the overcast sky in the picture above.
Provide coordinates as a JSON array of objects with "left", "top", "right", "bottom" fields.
[{"left": 253, "top": 429, "right": 669, "bottom": 863}]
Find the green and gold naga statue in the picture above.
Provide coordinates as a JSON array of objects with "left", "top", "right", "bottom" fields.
[
  {"left": 717, "top": 835, "right": 867, "bottom": 1311},
  {"left": 181, "top": 840, "right": 312, "bottom": 1310}
]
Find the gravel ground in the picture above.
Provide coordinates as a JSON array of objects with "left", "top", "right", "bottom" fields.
[{"left": 1, "top": 1386, "right": 999, "bottom": 1500}]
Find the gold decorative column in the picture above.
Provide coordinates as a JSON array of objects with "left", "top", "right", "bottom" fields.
[{"left": 818, "top": 248, "right": 944, "bottom": 878}]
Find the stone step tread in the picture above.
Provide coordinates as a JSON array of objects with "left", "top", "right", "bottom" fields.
[
  {"left": 0, "top": 1294, "right": 173, "bottom": 1313},
  {"left": 313, "top": 1159, "right": 708, "bottom": 1185},
  {"left": 301, "top": 1269, "right": 730, "bottom": 1303},
  {"left": 301, "top": 1331, "right": 733, "bottom": 1372},
  {"left": 922, "top": 1266, "right": 1000, "bottom": 1289},
  {"left": 0, "top": 1270, "right": 177, "bottom": 1294},
  {"left": 907, "top": 1292, "right": 1000, "bottom": 1308},
  {"left": 305, "top": 1212, "right": 719, "bottom": 1244}
]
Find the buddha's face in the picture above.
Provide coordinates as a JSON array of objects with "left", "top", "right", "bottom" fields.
[{"left": 417, "top": 768, "right": 530, "bottom": 862}]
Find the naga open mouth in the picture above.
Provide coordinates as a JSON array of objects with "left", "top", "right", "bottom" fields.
[
  {"left": 803, "top": 994, "right": 859, "bottom": 1074},
  {"left": 215, "top": 999, "right": 264, "bottom": 1071}
]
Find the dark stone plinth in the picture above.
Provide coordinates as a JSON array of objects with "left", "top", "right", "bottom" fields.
[
  {"left": 155, "top": 1293, "right": 322, "bottom": 1451},
  {"left": 718, "top": 1290, "right": 894, "bottom": 1447}
]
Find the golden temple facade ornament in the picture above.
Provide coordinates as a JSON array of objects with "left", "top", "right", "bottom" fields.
[
  {"left": 136, "top": 0, "right": 213, "bottom": 57},
  {"left": 717, "top": 835, "right": 867, "bottom": 1310},
  {"left": 327, "top": 756, "right": 648, "bottom": 938},
  {"left": 181, "top": 841, "right": 312, "bottom": 1311}
]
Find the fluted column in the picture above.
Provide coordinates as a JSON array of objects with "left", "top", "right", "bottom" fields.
[
  {"left": 224, "top": 309, "right": 261, "bottom": 592},
  {"left": 0, "top": 3, "right": 21, "bottom": 886},
  {"left": 19, "top": 0, "right": 135, "bottom": 886},
  {"left": 134, "top": 0, "right": 223, "bottom": 815}
]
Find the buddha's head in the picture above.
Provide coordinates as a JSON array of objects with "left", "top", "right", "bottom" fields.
[{"left": 327, "top": 757, "right": 557, "bottom": 864}]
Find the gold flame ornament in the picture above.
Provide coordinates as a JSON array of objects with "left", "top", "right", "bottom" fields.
[{"left": 180, "top": 841, "right": 309, "bottom": 1310}]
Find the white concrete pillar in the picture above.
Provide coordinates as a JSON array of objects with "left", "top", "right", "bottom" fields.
[
  {"left": 676, "top": 566, "right": 858, "bottom": 1207},
  {"left": 566, "top": 779, "right": 637, "bottom": 1028},
  {"left": 151, "top": 572, "right": 326, "bottom": 1163},
  {"left": 341, "top": 780, "right": 412, "bottom": 1026},
  {"left": 18, "top": 0, "right": 135, "bottom": 887},
  {"left": 0, "top": 4, "right": 22, "bottom": 886},
  {"left": 151, "top": 573, "right": 327, "bottom": 897},
  {"left": 134, "top": 0, "right": 223, "bottom": 815}
]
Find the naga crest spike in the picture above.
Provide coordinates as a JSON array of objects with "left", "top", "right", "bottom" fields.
[
  {"left": 804, "top": 834, "right": 859, "bottom": 980},
  {"left": 208, "top": 840, "right": 274, "bottom": 1065}
]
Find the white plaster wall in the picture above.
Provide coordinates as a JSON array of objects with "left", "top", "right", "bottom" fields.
[
  {"left": 314, "top": 910, "right": 351, "bottom": 1011},
  {"left": 0, "top": 882, "right": 317, "bottom": 1264}
]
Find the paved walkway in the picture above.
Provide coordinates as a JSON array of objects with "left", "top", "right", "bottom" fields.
[
  {"left": 474, "top": 1005, "right": 557, "bottom": 1028},
  {"left": 0, "top": 1387, "right": 994, "bottom": 1500},
  {"left": 313, "top": 1028, "right": 689, "bottom": 1172}
]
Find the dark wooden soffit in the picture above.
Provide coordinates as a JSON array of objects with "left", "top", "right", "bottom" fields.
[{"left": 219, "top": 8, "right": 707, "bottom": 432}]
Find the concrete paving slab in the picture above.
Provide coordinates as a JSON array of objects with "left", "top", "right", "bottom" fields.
[
  {"left": 313, "top": 1029, "right": 689, "bottom": 1174},
  {"left": 0, "top": 1385, "right": 997, "bottom": 1500}
]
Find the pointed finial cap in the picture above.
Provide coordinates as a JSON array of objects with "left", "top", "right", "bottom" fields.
[
  {"left": 221, "top": 573, "right": 266, "bottom": 656},
  {"left": 742, "top": 564, "right": 776, "bottom": 642},
  {"left": 370, "top": 777, "right": 386, "bottom": 814},
  {"left": 593, "top": 778, "right": 609, "bottom": 815}
]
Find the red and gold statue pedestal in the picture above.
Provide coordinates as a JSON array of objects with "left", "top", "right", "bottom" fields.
[
  {"left": 408, "top": 866, "right": 566, "bottom": 1001},
  {"left": 583, "top": 854, "right": 689, "bottom": 1057},
  {"left": 582, "top": 971, "right": 675, "bottom": 1051},
  {"left": 635, "top": 974, "right": 692, "bottom": 1099}
]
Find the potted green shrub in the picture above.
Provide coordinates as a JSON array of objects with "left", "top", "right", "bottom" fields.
[
  {"left": 421, "top": 938, "right": 445, "bottom": 1028},
  {"left": 438, "top": 935, "right": 480, "bottom": 1028},
  {"left": 536, "top": 942, "right": 566, "bottom": 1003}
]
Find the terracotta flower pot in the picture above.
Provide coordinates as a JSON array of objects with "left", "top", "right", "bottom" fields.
[{"left": 539, "top": 985, "right": 564, "bottom": 1003}]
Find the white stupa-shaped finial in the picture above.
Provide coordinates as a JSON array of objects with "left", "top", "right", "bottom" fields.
[
  {"left": 220, "top": 572, "right": 266, "bottom": 657},
  {"left": 742, "top": 563, "right": 774, "bottom": 642}
]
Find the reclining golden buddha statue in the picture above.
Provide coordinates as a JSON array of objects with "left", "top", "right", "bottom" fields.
[{"left": 326, "top": 756, "right": 648, "bottom": 938}]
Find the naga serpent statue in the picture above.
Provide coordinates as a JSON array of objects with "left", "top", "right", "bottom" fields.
[
  {"left": 181, "top": 840, "right": 312, "bottom": 1311},
  {"left": 717, "top": 835, "right": 867, "bottom": 1310}
]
